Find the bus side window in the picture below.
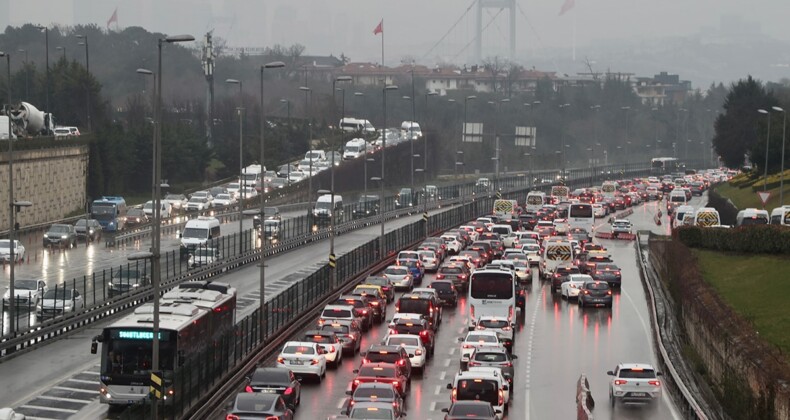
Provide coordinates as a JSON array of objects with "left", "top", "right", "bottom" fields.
[{"left": 178, "top": 350, "right": 186, "bottom": 367}]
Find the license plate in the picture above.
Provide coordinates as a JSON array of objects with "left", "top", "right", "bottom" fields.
[
  {"left": 260, "top": 389, "right": 276, "bottom": 393},
  {"left": 291, "top": 360, "right": 303, "bottom": 365},
  {"left": 630, "top": 392, "right": 646, "bottom": 397}
]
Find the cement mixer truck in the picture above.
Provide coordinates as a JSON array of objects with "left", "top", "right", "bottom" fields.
[{"left": 2, "top": 102, "right": 56, "bottom": 137}]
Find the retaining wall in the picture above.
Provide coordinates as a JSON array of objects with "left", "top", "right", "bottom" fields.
[{"left": 0, "top": 145, "right": 89, "bottom": 230}]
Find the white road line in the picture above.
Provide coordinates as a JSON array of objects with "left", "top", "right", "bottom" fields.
[
  {"left": 52, "top": 386, "right": 98, "bottom": 394},
  {"left": 20, "top": 405, "right": 78, "bottom": 414},
  {"left": 336, "top": 398, "right": 345, "bottom": 409},
  {"left": 35, "top": 395, "right": 92, "bottom": 404},
  {"left": 65, "top": 378, "right": 95, "bottom": 384},
  {"left": 430, "top": 401, "right": 437, "bottom": 411},
  {"left": 620, "top": 284, "right": 652, "bottom": 348},
  {"left": 524, "top": 287, "right": 543, "bottom": 420},
  {"left": 448, "top": 347, "right": 457, "bottom": 355},
  {"left": 443, "top": 358, "right": 451, "bottom": 367},
  {"left": 434, "top": 385, "right": 442, "bottom": 395},
  {"left": 439, "top": 371, "right": 446, "bottom": 381},
  {"left": 83, "top": 371, "right": 100, "bottom": 375},
  {"left": 24, "top": 417, "right": 60, "bottom": 420}
]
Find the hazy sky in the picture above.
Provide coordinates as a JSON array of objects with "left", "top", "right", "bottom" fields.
[{"left": 7, "top": 0, "right": 788, "bottom": 67}]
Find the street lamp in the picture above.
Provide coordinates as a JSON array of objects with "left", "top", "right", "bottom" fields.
[
  {"left": 76, "top": 34, "right": 91, "bottom": 132},
  {"left": 402, "top": 94, "right": 416, "bottom": 191},
  {"left": 253, "top": 60, "right": 285, "bottom": 337},
  {"left": 17, "top": 49, "right": 28, "bottom": 100},
  {"left": 758, "top": 109, "right": 772, "bottom": 193},
  {"left": 145, "top": 33, "right": 194, "bottom": 419},
  {"left": 559, "top": 103, "right": 570, "bottom": 175},
  {"left": 226, "top": 78, "right": 245, "bottom": 253},
  {"left": 772, "top": 106, "right": 787, "bottom": 205},
  {"left": 591, "top": 105, "right": 601, "bottom": 166},
  {"left": 423, "top": 91, "right": 437, "bottom": 207},
  {"left": 137, "top": 68, "right": 157, "bottom": 217},
  {"left": 378, "top": 84, "right": 399, "bottom": 254},
  {"left": 299, "top": 86, "right": 313, "bottom": 220},
  {"left": 34, "top": 25, "right": 50, "bottom": 115},
  {"left": 56, "top": 46, "right": 66, "bottom": 61}
]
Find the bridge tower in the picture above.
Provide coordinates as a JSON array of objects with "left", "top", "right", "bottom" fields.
[{"left": 474, "top": 0, "right": 516, "bottom": 63}]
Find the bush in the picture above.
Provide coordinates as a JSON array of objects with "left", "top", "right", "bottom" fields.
[
  {"left": 676, "top": 225, "right": 790, "bottom": 254},
  {"left": 750, "top": 169, "right": 790, "bottom": 191}
]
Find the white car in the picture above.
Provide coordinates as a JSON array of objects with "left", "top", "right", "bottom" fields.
[
  {"left": 387, "top": 312, "right": 426, "bottom": 328},
  {"left": 520, "top": 244, "right": 542, "bottom": 266},
  {"left": 440, "top": 235, "right": 463, "bottom": 254},
  {"left": 612, "top": 219, "right": 633, "bottom": 234},
  {"left": 186, "top": 197, "right": 209, "bottom": 211},
  {"left": 448, "top": 256, "right": 476, "bottom": 272},
  {"left": 0, "top": 408, "right": 26, "bottom": 420},
  {"left": 474, "top": 316, "right": 515, "bottom": 352},
  {"left": 468, "top": 366, "right": 511, "bottom": 406},
  {"left": 188, "top": 247, "right": 222, "bottom": 267},
  {"left": 226, "top": 182, "right": 241, "bottom": 199},
  {"left": 458, "top": 330, "right": 502, "bottom": 369},
  {"left": 608, "top": 363, "right": 663, "bottom": 406},
  {"left": 36, "top": 288, "right": 84, "bottom": 319},
  {"left": 190, "top": 190, "right": 213, "bottom": 204},
  {"left": 459, "top": 225, "right": 480, "bottom": 242},
  {"left": 593, "top": 203, "right": 607, "bottom": 218},
  {"left": 0, "top": 239, "right": 25, "bottom": 263},
  {"left": 212, "top": 193, "right": 237, "bottom": 208},
  {"left": 3, "top": 279, "right": 47, "bottom": 308},
  {"left": 383, "top": 334, "right": 427, "bottom": 371},
  {"left": 288, "top": 171, "right": 308, "bottom": 183},
  {"left": 275, "top": 341, "right": 327, "bottom": 382},
  {"left": 162, "top": 193, "right": 188, "bottom": 212},
  {"left": 417, "top": 250, "right": 439, "bottom": 272},
  {"left": 561, "top": 274, "right": 592, "bottom": 300},
  {"left": 240, "top": 187, "right": 258, "bottom": 199}
]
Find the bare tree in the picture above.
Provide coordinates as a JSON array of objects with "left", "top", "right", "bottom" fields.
[
  {"left": 482, "top": 56, "right": 508, "bottom": 93},
  {"left": 502, "top": 62, "right": 523, "bottom": 98}
]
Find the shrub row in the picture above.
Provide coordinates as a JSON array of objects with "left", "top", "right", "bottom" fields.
[
  {"left": 675, "top": 225, "right": 790, "bottom": 254},
  {"left": 706, "top": 187, "right": 738, "bottom": 226},
  {"left": 750, "top": 169, "right": 790, "bottom": 191}
]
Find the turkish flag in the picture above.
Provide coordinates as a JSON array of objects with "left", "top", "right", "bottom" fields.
[
  {"left": 373, "top": 19, "right": 383, "bottom": 35},
  {"left": 107, "top": 7, "right": 118, "bottom": 28},
  {"left": 559, "top": 0, "right": 575, "bottom": 15}
]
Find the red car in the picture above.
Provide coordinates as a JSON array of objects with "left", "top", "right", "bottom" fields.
[{"left": 351, "top": 363, "right": 409, "bottom": 397}]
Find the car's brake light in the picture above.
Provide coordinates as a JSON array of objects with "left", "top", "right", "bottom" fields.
[
  {"left": 283, "top": 386, "right": 293, "bottom": 395},
  {"left": 226, "top": 415, "right": 240, "bottom": 420},
  {"left": 498, "top": 389, "right": 504, "bottom": 406},
  {"left": 276, "top": 357, "right": 285, "bottom": 364},
  {"left": 468, "top": 361, "right": 480, "bottom": 367},
  {"left": 310, "top": 358, "right": 320, "bottom": 365},
  {"left": 436, "top": 274, "right": 445, "bottom": 279},
  {"left": 415, "top": 349, "right": 423, "bottom": 355},
  {"left": 244, "top": 385, "right": 253, "bottom": 393},
  {"left": 648, "top": 380, "right": 661, "bottom": 386},
  {"left": 614, "top": 379, "right": 627, "bottom": 385}
]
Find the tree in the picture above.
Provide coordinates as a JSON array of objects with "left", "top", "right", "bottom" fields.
[
  {"left": 482, "top": 56, "right": 507, "bottom": 93},
  {"left": 712, "top": 76, "right": 777, "bottom": 169}
]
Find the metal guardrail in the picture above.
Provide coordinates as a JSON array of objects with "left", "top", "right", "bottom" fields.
[{"left": 635, "top": 236, "right": 710, "bottom": 419}]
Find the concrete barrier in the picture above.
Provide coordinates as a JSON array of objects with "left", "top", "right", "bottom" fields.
[{"left": 576, "top": 374, "right": 594, "bottom": 420}]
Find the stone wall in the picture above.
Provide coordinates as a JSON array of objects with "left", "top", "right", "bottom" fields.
[{"left": 0, "top": 145, "right": 89, "bottom": 231}]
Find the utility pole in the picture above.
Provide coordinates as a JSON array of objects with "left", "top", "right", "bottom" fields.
[{"left": 202, "top": 32, "right": 215, "bottom": 146}]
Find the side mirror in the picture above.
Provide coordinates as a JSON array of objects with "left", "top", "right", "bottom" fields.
[
  {"left": 441, "top": 408, "right": 449, "bottom": 413},
  {"left": 400, "top": 413, "right": 407, "bottom": 417},
  {"left": 446, "top": 383, "right": 453, "bottom": 390},
  {"left": 606, "top": 370, "right": 615, "bottom": 376},
  {"left": 352, "top": 369, "right": 359, "bottom": 374},
  {"left": 90, "top": 342, "right": 98, "bottom": 354},
  {"left": 457, "top": 337, "right": 464, "bottom": 342},
  {"left": 495, "top": 409, "right": 503, "bottom": 414},
  {"left": 408, "top": 354, "right": 414, "bottom": 358},
  {"left": 345, "top": 390, "right": 352, "bottom": 395},
  {"left": 503, "top": 384, "right": 509, "bottom": 391},
  {"left": 511, "top": 354, "right": 518, "bottom": 359},
  {"left": 359, "top": 351, "right": 367, "bottom": 357},
  {"left": 657, "top": 372, "right": 664, "bottom": 376}
]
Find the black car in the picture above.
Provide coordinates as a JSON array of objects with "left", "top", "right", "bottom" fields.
[
  {"left": 74, "top": 219, "right": 103, "bottom": 242},
  {"left": 361, "top": 276, "right": 395, "bottom": 303},
  {"left": 126, "top": 208, "right": 148, "bottom": 226},
  {"left": 428, "top": 280, "right": 458, "bottom": 306},
  {"left": 227, "top": 392, "right": 294, "bottom": 419},
  {"left": 578, "top": 280, "right": 613, "bottom": 308},
  {"left": 108, "top": 267, "right": 151, "bottom": 297},
  {"left": 551, "top": 265, "right": 581, "bottom": 293},
  {"left": 43, "top": 224, "right": 78, "bottom": 248},
  {"left": 244, "top": 367, "right": 301, "bottom": 411},
  {"left": 436, "top": 264, "right": 471, "bottom": 291},
  {"left": 352, "top": 195, "right": 380, "bottom": 219},
  {"left": 345, "top": 383, "right": 405, "bottom": 416},
  {"left": 442, "top": 400, "right": 498, "bottom": 419},
  {"left": 590, "top": 263, "right": 622, "bottom": 288},
  {"left": 519, "top": 213, "right": 538, "bottom": 230}
]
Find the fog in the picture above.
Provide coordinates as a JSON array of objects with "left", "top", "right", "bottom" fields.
[{"left": 5, "top": 0, "right": 790, "bottom": 85}]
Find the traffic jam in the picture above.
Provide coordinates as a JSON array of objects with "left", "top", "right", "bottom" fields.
[{"left": 223, "top": 178, "right": 675, "bottom": 420}]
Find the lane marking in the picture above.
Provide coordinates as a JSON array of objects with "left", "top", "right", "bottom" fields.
[
  {"left": 443, "top": 358, "right": 451, "bottom": 367},
  {"left": 35, "top": 395, "right": 92, "bottom": 404},
  {"left": 448, "top": 347, "right": 457, "bottom": 355},
  {"left": 336, "top": 398, "right": 345, "bottom": 409},
  {"left": 523, "top": 286, "right": 543, "bottom": 420},
  {"left": 65, "top": 378, "right": 95, "bottom": 384},
  {"left": 20, "top": 405, "right": 78, "bottom": 414},
  {"left": 434, "top": 385, "right": 441, "bottom": 395},
  {"left": 52, "top": 386, "right": 98, "bottom": 394},
  {"left": 439, "top": 371, "right": 446, "bottom": 381},
  {"left": 430, "top": 401, "right": 437, "bottom": 412}
]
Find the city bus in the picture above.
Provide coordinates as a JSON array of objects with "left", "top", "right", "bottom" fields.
[
  {"left": 467, "top": 267, "right": 516, "bottom": 330},
  {"left": 92, "top": 281, "right": 236, "bottom": 406},
  {"left": 651, "top": 157, "right": 681, "bottom": 174},
  {"left": 91, "top": 196, "right": 128, "bottom": 232},
  {"left": 568, "top": 203, "right": 594, "bottom": 233}
]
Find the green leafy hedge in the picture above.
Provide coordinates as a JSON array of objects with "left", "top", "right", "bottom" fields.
[{"left": 675, "top": 225, "right": 790, "bottom": 254}]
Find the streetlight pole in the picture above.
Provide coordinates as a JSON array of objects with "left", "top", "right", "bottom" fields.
[
  {"left": 773, "top": 106, "right": 786, "bottom": 205},
  {"left": 280, "top": 99, "right": 291, "bottom": 124},
  {"left": 559, "top": 103, "right": 570, "bottom": 177},
  {"left": 462, "top": 95, "right": 476, "bottom": 188},
  {"left": 129, "top": 34, "right": 194, "bottom": 420},
  {"left": 378, "top": 84, "right": 399, "bottom": 254},
  {"left": 76, "top": 34, "right": 91, "bottom": 132},
  {"left": 226, "top": 78, "right": 244, "bottom": 253},
  {"left": 758, "top": 109, "right": 772, "bottom": 193},
  {"left": 256, "top": 61, "right": 285, "bottom": 337},
  {"left": 17, "top": 49, "right": 28, "bottom": 100},
  {"left": 403, "top": 95, "right": 415, "bottom": 191},
  {"left": 493, "top": 98, "right": 510, "bottom": 184},
  {"left": 331, "top": 76, "right": 351, "bottom": 281},
  {"left": 621, "top": 106, "right": 631, "bottom": 163},
  {"left": 136, "top": 68, "right": 157, "bottom": 236},
  {"left": 423, "top": 91, "right": 437, "bottom": 224},
  {"left": 652, "top": 107, "right": 659, "bottom": 154},
  {"left": 300, "top": 86, "right": 313, "bottom": 219},
  {"left": 35, "top": 25, "right": 50, "bottom": 115},
  {"left": 591, "top": 105, "right": 601, "bottom": 167},
  {"left": 354, "top": 92, "right": 371, "bottom": 203}
]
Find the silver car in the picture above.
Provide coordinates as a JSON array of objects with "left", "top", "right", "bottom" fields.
[{"left": 382, "top": 266, "right": 413, "bottom": 290}]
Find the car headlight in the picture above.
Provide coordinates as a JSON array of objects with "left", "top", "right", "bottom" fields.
[
  {"left": 44, "top": 234, "right": 49, "bottom": 238},
  {"left": 61, "top": 235, "right": 68, "bottom": 239},
  {"left": 89, "top": 229, "right": 94, "bottom": 234}
]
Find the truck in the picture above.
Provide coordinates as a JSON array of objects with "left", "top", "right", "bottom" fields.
[
  {"left": 0, "top": 116, "right": 16, "bottom": 139},
  {"left": 91, "top": 196, "right": 128, "bottom": 232},
  {"left": 4, "top": 102, "right": 56, "bottom": 137}
]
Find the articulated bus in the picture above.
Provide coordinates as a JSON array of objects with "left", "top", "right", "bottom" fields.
[
  {"left": 92, "top": 281, "right": 236, "bottom": 406},
  {"left": 467, "top": 268, "right": 516, "bottom": 330},
  {"left": 651, "top": 157, "right": 682, "bottom": 174}
]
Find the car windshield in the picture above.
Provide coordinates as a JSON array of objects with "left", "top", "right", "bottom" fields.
[
  {"left": 585, "top": 282, "right": 610, "bottom": 290},
  {"left": 193, "top": 249, "right": 215, "bottom": 257},
  {"left": 43, "top": 289, "right": 73, "bottom": 299},
  {"left": 387, "top": 336, "right": 419, "bottom": 347},
  {"left": 466, "top": 334, "right": 497, "bottom": 343},
  {"left": 321, "top": 325, "right": 349, "bottom": 334},
  {"left": 367, "top": 352, "right": 402, "bottom": 364},
  {"left": 75, "top": 219, "right": 89, "bottom": 227},
  {"left": 216, "top": 194, "right": 231, "bottom": 200},
  {"left": 349, "top": 407, "right": 393, "bottom": 419},
  {"left": 49, "top": 225, "right": 70, "bottom": 233},
  {"left": 455, "top": 379, "right": 498, "bottom": 402},
  {"left": 188, "top": 197, "right": 204, "bottom": 203},
  {"left": 450, "top": 403, "right": 494, "bottom": 416},
  {"left": 596, "top": 264, "right": 618, "bottom": 271},
  {"left": 474, "top": 352, "right": 508, "bottom": 363},
  {"left": 165, "top": 194, "right": 184, "bottom": 200},
  {"left": 364, "top": 278, "right": 388, "bottom": 287},
  {"left": 430, "top": 282, "right": 453, "bottom": 291},
  {"left": 182, "top": 228, "right": 208, "bottom": 239},
  {"left": 306, "top": 334, "right": 334, "bottom": 344},
  {"left": 397, "top": 299, "right": 429, "bottom": 314},
  {"left": 251, "top": 369, "right": 290, "bottom": 384},
  {"left": 283, "top": 345, "right": 315, "bottom": 355},
  {"left": 112, "top": 269, "right": 144, "bottom": 281},
  {"left": 235, "top": 394, "right": 276, "bottom": 411},
  {"left": 14, "top": 280, "right": 38, "bottom": 290},
  {"left": 384, "top": 267, "right": 408, "bottom": 276}
]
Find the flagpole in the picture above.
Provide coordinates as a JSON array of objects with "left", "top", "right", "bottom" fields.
[{"left": 381, "top": 19, "right": 384, "bottom": 67}]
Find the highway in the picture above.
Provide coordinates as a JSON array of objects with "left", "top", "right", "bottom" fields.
[
  {"left": 200, "top": 194, "right": 703, "bottom": 420},
  {"left": 0, "top": 204, "right": 458, "bottom": 419}
]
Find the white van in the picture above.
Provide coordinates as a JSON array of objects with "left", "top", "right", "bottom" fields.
[
  {"left": 180, "top": 216, "right": 221, "bottom": 256},
  {"left": 525, "top": 191, "right": 546, "bottom": 214},
  {"left": 343, "top": 138, "right": 368, "bottom": 160},
  {"left": 143, "top": 201, "right": 172, "bottom": 219},
  {"left": 447, "top": 368, "right": 508, "bottom": 419},
  {"left": 241, "top": 164, "right": 264, "bottom": 189},
  {"left": 694, "top": 207, "right": 721, "bottom": 227},
  {"left": 668, "top": 190, "right": 687, "bottom": 207},
  {"left": 493, "top": 199, "right": 518, "bottom": 221},
  {"left": 339, "top": 118, "right": 375, "bottom": 134},
  {"left": 673, "top": 205, "right": 695, "bottom": 229},
  {"left": 770, "top": 205, "right": 790, "bottom": 226},
  {"left": 401, "top": 121, "right": 422, "bottom": 140},
  {"left": 736, "top": 208, "right": 769, "bottom": 226},
  {"left": 540, "top": 239, "right": 574, "bottom": 279},
  {"left": 313, "top": 194, "right": 344, "bottom": 225},
  {"left": 601, "top": 181, "right": 618, "bottom": 198},
  {"left": 304, "top": 150, "right": 327, "bottom": 162}
]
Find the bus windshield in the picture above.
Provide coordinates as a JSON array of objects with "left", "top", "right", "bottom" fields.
[
  {"left": 102, "top": 334, "right": 176, "bottom": 376},
  {"left": 569, "top": 204, "right": 593, "bottom": 218},
  {"left": 92, "top": 204, "right": 116, "bottom": 220},
  {"left": 470, "top": 273, "right": 513, "bottom": 300}
]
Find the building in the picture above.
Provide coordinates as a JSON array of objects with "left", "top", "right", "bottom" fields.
[{"left": 633, "top": 72, "right": 691, "bottom": 106}]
